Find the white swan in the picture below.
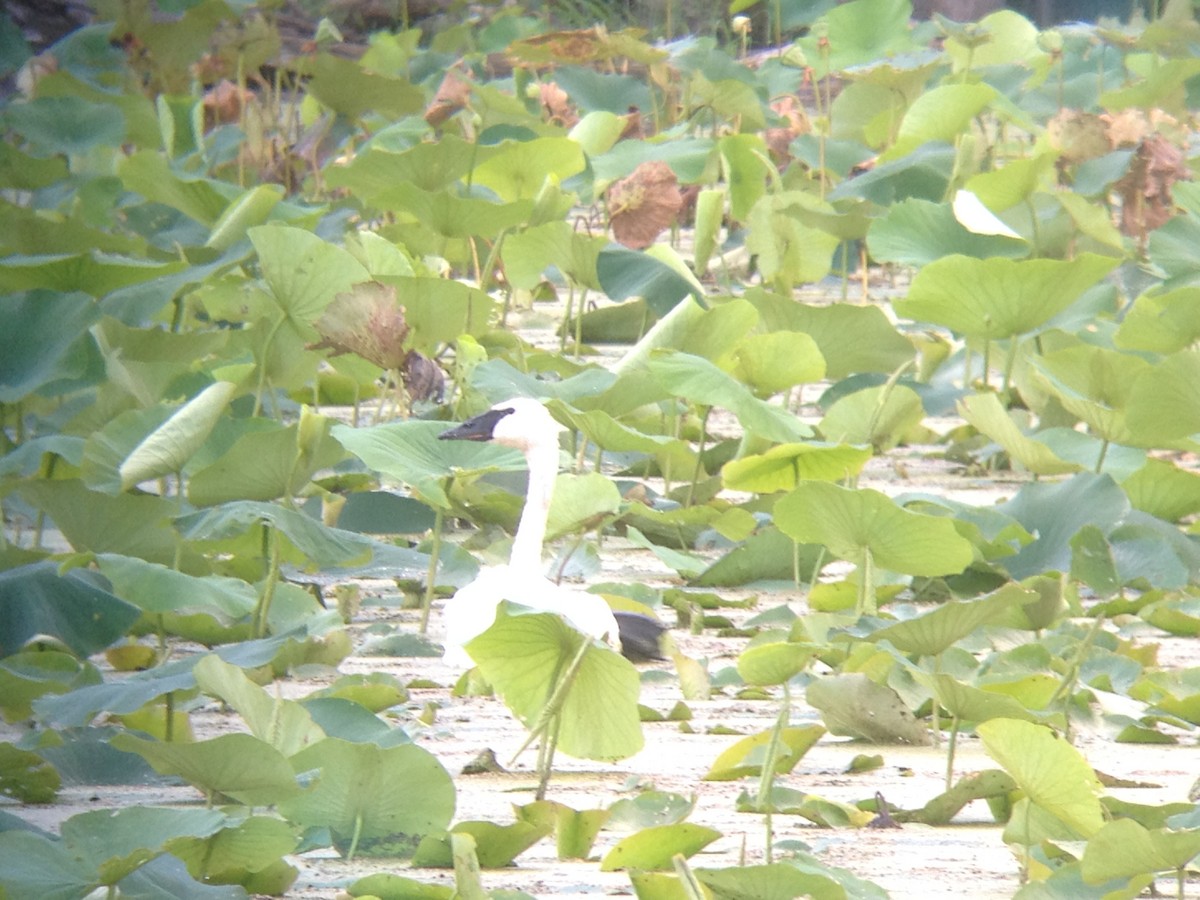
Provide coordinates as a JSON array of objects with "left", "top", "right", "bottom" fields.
[{"left": 437, "top": 397, "right": 663, "bottom": 667}]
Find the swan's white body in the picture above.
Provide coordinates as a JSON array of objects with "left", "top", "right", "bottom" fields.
[{"left": 439, "top": 398, "right": 621, "bottom": 667}]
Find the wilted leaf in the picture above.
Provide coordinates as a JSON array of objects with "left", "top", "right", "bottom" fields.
[
  {"left": 312, "top": 282, "right": 410, "bottom": 370},
  {"left": 608, "top": 161, "right": 683, "bottom": 250},
  {"left": 807, "top": 673, "right": 931, "bottom": 745}
]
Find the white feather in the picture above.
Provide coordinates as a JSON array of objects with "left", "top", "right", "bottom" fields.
[
  {"left": 440, "top": 399, "right": 620, "bottom": 667},
  {"left": 952, "top": 189, "right": 1024, "bottom": 240}
]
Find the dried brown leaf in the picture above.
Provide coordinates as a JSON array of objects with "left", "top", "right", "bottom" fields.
[
  {"left": 1102, "top": 108, "right": 1151, "bottom": 148},
  {"left": 539, "top": 81, "right": 577, "bottom": 127},
  {"left": 1046, "top": 110, "right": 1110, "bottom": 163},
  {"left": 403, "top": 350, "right": 445, "bottom": 403},
  {"left": 1114, "top": 133, "right": 1190, "bottom": 239},
  {"left": 203, "top": 79, "right": 253, "bottom": 129},
  {"left": 607, "top": 160, "right": 682, "bottom": 250},
  {"left": 424, "top": 68, "right": 472, "bottom": 127},
  {"left": 311, "top": 281, "right": 410, "bottom": 370}
]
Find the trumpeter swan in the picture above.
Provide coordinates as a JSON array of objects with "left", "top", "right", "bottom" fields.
[{"left": 437, "top": 397, "right": 665, "bottom": 666}]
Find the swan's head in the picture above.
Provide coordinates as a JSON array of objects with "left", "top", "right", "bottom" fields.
[{"left": 438, "top": 397, "right": 563, "bottom": 453}]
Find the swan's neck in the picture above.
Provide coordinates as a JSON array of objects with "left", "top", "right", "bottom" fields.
[{"left": 509, "top": 441, "right": 557, "bottom": 574}]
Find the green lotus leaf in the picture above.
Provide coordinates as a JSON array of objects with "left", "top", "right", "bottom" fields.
[
  {"left": 600, "top": 823, "right": 722, "bottom": 872},
  {"left": 819, "top": 383, "right": 925, "bottom": 451},
  {"left": 722, "top": 442, "right": 871, "bottom": 493},
  {"left": 883, "top": 81, "right": 998, "bottom": 162},
  {"left": 775, "top": 481, "right": 974, "bottom": 577},
  {"left": 996, "top": 473, "right": 1129, "bottom": 580},
  {"left": 249, "top": 224, "right": 370, "bottom": 332},
  {"left": 0, "top": 561, "right": 141, "bottom": 658},
  {"left": 1082, "top": 818, "right": 1200, "bottom": 884},
  {"left": 1125, "top": 349, "right": 1200, "bottom": 446},
  {"left": 896, "top": 253, "right": 1119, "bottom": 341},
  {"left": 795, "top": 0, "right": 917, "bottom": 75},
  {"left": 958, "top": 392, "right": 1081, "bottom": 476},
  {"left": 169, "top": 816, "right": 298, "bottom": 890},
  {"left": 736, "top": 641, "right": 816, "bottom": 687},
  {"left": 597, "top": 245, "right": 703, "bottom": 318},
  {"left": 193, "top": 655, "right": 325, "bottom": 757},
  {"left": 869, "top": 582, "right": 1031, "bottom": 656},
  {"left": 116, "top": 381, "right": 236, "bottom": 491},
  {"left": 333, "top": 419, "right": 522, "bottom": 509},
  {"left": 411, "top": 819, "right": 551, "bottom": 868},
  {"left": 281, "top": 738, "right": 454, "bottom": 858},
  {"left": 467, "top": 605, "right": 643, "bottom": 762},
  {"left": 868, "top": 197, "right": 1029, "bottom": 266},
  {"left": 646, "top": 351, "right": 811, "bottom": 444},
  {"left": 696, "top": 859, "right": 888, "bottom": 900},
  {"left": 744, "top": 289, "right": 914, "bottom": 379},
  {"left": 97, "top": 554, "right": 256, "bottom": 623},
  {"left": 119, "top": 150, "right": 231, "bottom": 226},
  {"left": 702, "top": 724, "right": 825, "bottom": 780},
  {"left": 744, "top": 191, "right": 842, "bottom": 293},
  {"left": 302, "top": 52, "right": 423, "bottom": 119},
  {"left": 0, "top": 290, "right": 100, "bottom": 403},
  {"left": 977, "top": 718, "right": 1104, "bottom": 838},
  {"left": 1122, "top": 459, "right": 1200, "bottom": 522}
]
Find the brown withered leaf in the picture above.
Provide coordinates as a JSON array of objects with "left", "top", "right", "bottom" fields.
[
  {"left": 311, "top": 281, "right": 410, "bottom": 370},
  {"left": 765, "top": 95, "right": 810, "bottom": 163},
  {"left": 619, "top": 107, "right": 645, "bottom": 140},
  {"left": 539, "top": 81, "right": 577, "bottom": 127},
  {"left": 202, "top": 79, "right": 253, "bottom": 129},
  {"left": 1103, "top": 108, "right": 1151, "bottom": 148},
  {"left": 403, "top": 350, "right": 444, "bottom": 403},
  {"left": 1046, "top": 109, "right": 1110, "bottom": 163},
  {"left": 607, "top": 160, "right": 683, "bottom": 250},
  {"left": 507, "top": 25, "right": 665, "bottom": 68},
  {"left": 424, "top": 68, "right": 471, "bottom": 127},
  {"left": 1114, "top": 133, "right": 1190, "bottom": 240}
]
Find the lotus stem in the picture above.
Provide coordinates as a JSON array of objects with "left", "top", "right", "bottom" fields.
[
  {"left": 560, "top": 283, "right": 575, "bottom": 353},
  {"left": 856, "top": 546, "right": 875, "bottom": 618},
  {"left": 865, "top": 359, "right": 915, "bottom": 447},
  {"left": 510, "top": 631, "right": 592, "bottom": 797},
  {"left": 1002, "top": 339, "right": 1019, "bottom": 396},
  {"left": 535, "top": 706, "right": 563, "bottom": 801},
  {"left": 1047, "top": 612, "right": 1106, "bottom": 743},
  {"left": 346, "top": 811, "right": 365, "bottom": 861},
  {"left": 479, "top": 227, "right": 509, "bottom": 295},
  {"left": 451, "top": 833, "right": 488, "bottom": 900},
  {"left": 574, "top": 287, "right": 588, "bottom": 359},
  {"left": 252, "top": 522, "right": 282, "bottom": 639},
  {"left": 945, "top": 714, "right": 959, "bottom": 792},
  {"left": 757, "top": 681, "right": 790, "bottom": 864},
  {"left": 672, "top": 853, "right": 706, "bottom": 900},
  {"left": 419, "top": 504, "right": 446, "bottom": 634},
  {"left": 1094, "top": 438, "right": 1110, "bottom": 474},
  {"left": 685, "top": 407, "right": 711, "bottom": 506},
  {"left": 807, "top": 545, "right": 826, "bottom": 589},
  {"left": 252, "top": 315, "right": 287, "bottom": 418},
  {"left": 839, "top": 241, "right": 850, "bottom": 301},
  {"left": 931, "top": 653, "right": 942, "bottom": 748}
]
